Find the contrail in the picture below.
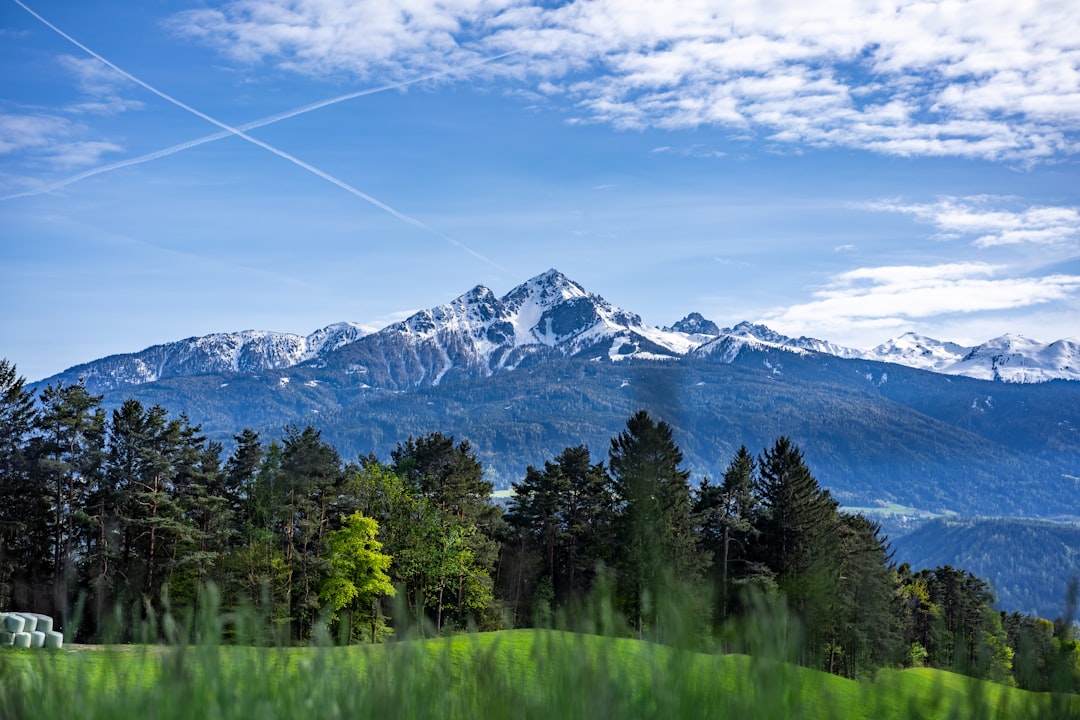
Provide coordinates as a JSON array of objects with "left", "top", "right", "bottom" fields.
[
  {"left": 1, "top": 51, "right": 518, "bottom": 202},
  {"left": 11, "top": 0, "right": 504, "bottom": 269}
]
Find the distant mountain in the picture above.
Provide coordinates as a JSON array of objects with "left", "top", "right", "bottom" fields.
[
  {"left": 891, "top": 518, "right": 1080, "bottom": 619},
  {"left": 864, "top": 332, "right": 1080, "bottom": 383},
  {"left": 35, "top": 269, "right": 1079, "bottom": 394},
  {"left": 42, "top": 322, "right": 375, "bottom": 393}
]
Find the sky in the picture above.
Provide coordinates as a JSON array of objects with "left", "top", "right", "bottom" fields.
[{"left": 2, "top": 0, "right": 1079, "bottom": 382}]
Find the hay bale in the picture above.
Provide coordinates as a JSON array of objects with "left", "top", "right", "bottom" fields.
[
  {"left": 0, "top": 630, "right": 14, "bottom": 646},
  {"left": 13, "top": 632, "right": 31, "bottom": 648},
  {"left": 45, "top": 630, "right": 63, "bottom": 649},
  {"left": 17, "top": 613, "right": 38, "bottom": 632},
  {"left": 4, "top": 614, "right": 25, "bottom": 633},
  {"left": 28, "top": 613, "right": 54, "bottom": 633}
]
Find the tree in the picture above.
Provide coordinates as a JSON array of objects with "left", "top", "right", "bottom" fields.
[
  {"left": 824, "top": 513, "right": 901, "bottom": 677},
  {"left": 752, "top": 436, "right": 840, "bottom": 667},
  {"left": 609, "top": 410, "right": 703, "bottom": 635},
  {"left": 505, "top": 445, "right": 614, "bottom": 623},
  {"left": 33, "top": 380, "right": 106, "bottom": 620},
  {"left": 0, "top": 360, "right": 39, "bottom": 609},
  {"left": 280, "top": 426, "right": 343, "bottom": 639},
  {"left": 391, "top": 434, "right": 501, "bottom": 632},
  {"left": 695, "top": 445, "right": 757, "bottom": 623},
  {"left": 320, "top": 511, "right": 395, "bottom": 642}
]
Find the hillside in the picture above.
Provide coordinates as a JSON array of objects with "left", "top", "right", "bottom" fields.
[
  {"left": 4, "top": 629, "right": 1077, "bottom": 720},
  {"left": 891, "top": 518, "right": 1080, "bottom": 619},
  {"left": 96, "top": 347, "right": 1080, "bottom": 520}
]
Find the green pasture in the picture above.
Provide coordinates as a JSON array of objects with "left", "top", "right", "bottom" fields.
[{"left": 3, "top": 629, "right": 1077, "bottom": 719}]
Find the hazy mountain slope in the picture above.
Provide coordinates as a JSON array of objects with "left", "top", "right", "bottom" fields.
[
  {"left": 891, "top": 518, "right": 1080, "bottom": 619},
  {"left": 96, "top": 349, "right": 1080, "bottom": 519}
]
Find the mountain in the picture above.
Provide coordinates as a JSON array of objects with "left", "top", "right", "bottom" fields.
[
  {"left": 35, "top": 269, "right": 1078, "bottom": 395},
  {"left": 41, "top": 322, "right": 375, "bottom": 393},
  {"left": 865, "top": 332, "right": 971, "bottom": 372},
  {"left": 891, "top": 518, "right": 1080, "bottom": 619},
  {"left": 24, "top": 269, "right": 1080, "bottom": 505},
  {"left": 315, "top": 269, "right": 699, "bottom": 390}
]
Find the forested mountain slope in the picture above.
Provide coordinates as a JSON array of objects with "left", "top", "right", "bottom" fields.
[
  {"left": 98, "top": 347, "right": 1080, "bottom": 519},
  {"left": 891, "top": 518, "right": 1080, "bottom": 619}
]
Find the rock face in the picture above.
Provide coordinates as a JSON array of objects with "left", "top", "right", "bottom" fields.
[{"left": 33, "top": 269, "right": 1080, "bottom": 393}]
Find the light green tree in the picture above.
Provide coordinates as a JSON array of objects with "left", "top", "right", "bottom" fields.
[{"left": 320, "top": 511, "right": 395, "bottom": 642}]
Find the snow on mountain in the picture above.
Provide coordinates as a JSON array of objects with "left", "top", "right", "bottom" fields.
[
  {"left": 35, "top": 269, "right": 1080, "bottom": 392},
  {"left": 41, "top": 322, "right": 376, "bottom": 393},
  {"left": 664, "top": 313, "right": 721, "bottom": 337},
  {"left": 942, "top": 334, "right": 1080, "bottom": 383},
  {"left": 864, "top": 332, "right": 971, "bottom": 372},
  {"left": 329, "top": 269, "right": 707, "bottom": 388}
]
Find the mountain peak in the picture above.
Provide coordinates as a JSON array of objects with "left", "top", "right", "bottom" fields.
[{"left": 665, "top": 312, "right": 720, "bottom": 336}]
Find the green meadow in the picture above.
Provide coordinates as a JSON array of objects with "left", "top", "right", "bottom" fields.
[{"left": 3, "top": 629, "right": 1078, "bottom": 720}]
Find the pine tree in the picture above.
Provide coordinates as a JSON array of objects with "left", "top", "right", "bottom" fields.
[
  {"left": 695, "top": 445, "right": 757, "bottom": 623},
  {"left": 391, "top": 433, "right": 501, "bottom": 632},
  {"left": 752, "top": 436, "right": 840, "bottom": 666},
  {"left": 506, "top": 445, "right": 613, "bottom": 622},
  {"left": 609, "top": 410, "right": 702, "bottom": 634},
  {"left": 0, "top": 360, "right": 39, "bottom": 609},
  {"left": 280, "top": 425, "right": 343, "bottom": 639},
  {"left": 33, "top": 380, "right": 106, "bottom": 620}
]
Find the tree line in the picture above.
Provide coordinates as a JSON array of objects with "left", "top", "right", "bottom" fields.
[{"left": 1, "top": 360, "right": 1077, "bottom": 689}]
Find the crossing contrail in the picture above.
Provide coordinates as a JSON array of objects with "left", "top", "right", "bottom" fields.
[
  {"left": 1, "top": 51, "right": 518, "bottom": 202},
  {"left": 11, "top": 0, "right": 505, "bottom": 269}
]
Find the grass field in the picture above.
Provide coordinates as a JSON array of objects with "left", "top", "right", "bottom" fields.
[{"left": 3, "top": 629, "right": 1078, "bottom": 719}]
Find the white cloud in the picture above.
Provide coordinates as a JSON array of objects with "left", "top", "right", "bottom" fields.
[
  {"left": 170, "top": 0, "right": 1080, "bottom": 162},
  {"left": 764, "top": 262, "right": 1080, "bottom": 341},
  {"left": 168, "top": 0, "right": 516, "bottom": 79},
  {"left": 0, "top": 112, "right": 120, "bottom": 167},
  {"left": 0, "top": 113, "right": 70, "bottom": 154},
  {"left": 866, "top": 196, "right": 1080, "bottom": 247},
  {"left": 57, "top": 55, "right": 145, "bottom": 115}
]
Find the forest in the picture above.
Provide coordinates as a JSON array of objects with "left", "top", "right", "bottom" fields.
[{"left": 1, "top": 359, "right": 1078, "bottom": 691}]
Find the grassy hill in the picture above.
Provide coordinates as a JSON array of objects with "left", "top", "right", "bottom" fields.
[{"left": 3, "top": 629, "right": 1077, "bottom": 719}]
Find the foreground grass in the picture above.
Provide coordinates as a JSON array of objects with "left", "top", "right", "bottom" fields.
[{"left": 2, "top": 630, "right": 1078, "bottom": 719}]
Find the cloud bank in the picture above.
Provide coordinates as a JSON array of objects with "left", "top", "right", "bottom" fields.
[
  {"left": 865, "top": 196, "right": 1080, "bottom": 248},
  {"left": 765, "top": 262, "right": 1080, "bottom": 341},
  {"left": 171, "top": 0, "right": 1080, "bottom": 162}
]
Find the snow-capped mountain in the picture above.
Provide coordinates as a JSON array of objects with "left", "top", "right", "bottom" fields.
[
  {"left": 45, "top": 322, "right": 375, "bottom": 393},
  {"left": 864, "top": 332, "right": 971, "bottom": 372},
  {"left": 35, "top": 269, "right": 1079, "bottom": 393},
  {"left": 315, "top": 269, "right": 702, "bottom": 389},
  {"left": 942, "top": 335, "right": 1080, "bottom": 383}
]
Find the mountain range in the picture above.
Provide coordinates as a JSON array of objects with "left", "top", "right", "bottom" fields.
[
  {"left": 27, "top": 269, "right": 1080, "bottom": 526},
  {"left": 37, "top": 269, "right": 1080, "bottom": 395}
]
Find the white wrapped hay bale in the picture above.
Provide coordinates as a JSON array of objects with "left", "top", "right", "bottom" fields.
[
  {"left": 1, "top": 611, "right": 61, "bottom": 648},
  {"left": 26, "top": 613, "right": 53, "bottom": 633},
  {"left": 4, "top": 614, "right": 26, "bottom": 633}
]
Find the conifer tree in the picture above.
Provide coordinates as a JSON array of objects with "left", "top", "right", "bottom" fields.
[
  {"left": 0, "top": 360, "right": 38, "bottom": 609},
  {"left": 506, "top": 445, "right": 613, "bottom": 621},
  {"left": 33, "top": 380, "right": 106, "bottom": 619},
  {"left": 609, "top": 410, "right": 702, "bottom": 634},
  {"left": 752, "top": 436, "right": 840, "bottom": 666},
  {"left": 695, "top": 445, "right": 757, "bottom": 622}
]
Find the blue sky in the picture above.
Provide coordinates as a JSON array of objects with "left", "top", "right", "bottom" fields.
[{"left": 2, "top": 0, "right": 1079, "bottom": 382}]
